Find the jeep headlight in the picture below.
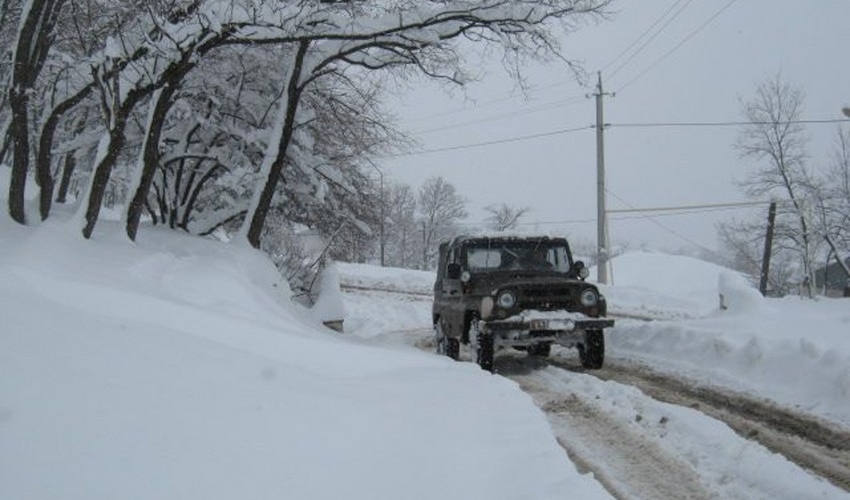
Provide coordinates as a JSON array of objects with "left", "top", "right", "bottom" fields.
[
  {"left": 496, "top": 290, "right": 517, "bottom": 309},
  {"left": 580, "top": 288, "right": 599, "bottom": 307}
]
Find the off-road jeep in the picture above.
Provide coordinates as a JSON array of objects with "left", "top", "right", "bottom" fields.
[{"left": 432, "top": 235, "right": 613, "bottom": 372}]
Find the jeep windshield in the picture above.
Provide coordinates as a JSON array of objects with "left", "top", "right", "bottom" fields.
[{"left": 465, "top": 241, "right": 572, "bottom": 273}]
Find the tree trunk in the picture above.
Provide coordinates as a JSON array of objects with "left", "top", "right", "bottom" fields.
[
  {"left": 6, "top": 0, "right": 67, "bottom": 224},
  {"left": 180, "top": 162, "right": 225, "bottom": 229},
  {"left": 56, "top": 153, "right": 76, "bottom": 204},
  {"left": 126, "top": 84, "right": 178, "bottom": 241},
  {"left": 82, "top": 113, "right": 130, "bottom": 238},
  {"left": 55, "top": 111, "right": 90, "bottom": 204},
  {"left": 244, "top": 41, "right": 309, "bottom": 249},
  {"left": 35, "top": 86, "right": 93, "bottom": 219},
  {"left": 7, "top": 86, "right": 30, "bottom": 224}
]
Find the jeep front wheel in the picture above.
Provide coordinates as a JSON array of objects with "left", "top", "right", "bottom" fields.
[
  {"left": 578, "top": 329, "right": 605, "bottom": 369},
  {"left": 469, "top": 321, "right": 494, "bottom": 372}
]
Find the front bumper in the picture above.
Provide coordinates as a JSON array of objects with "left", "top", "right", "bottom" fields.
[{"left": 478, "top": 313, "right": 614, "bottom": 347}]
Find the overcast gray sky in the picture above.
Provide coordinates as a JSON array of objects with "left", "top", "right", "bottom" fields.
[{"left": 379, "top": 0, "right": 850, "bottom": 256}]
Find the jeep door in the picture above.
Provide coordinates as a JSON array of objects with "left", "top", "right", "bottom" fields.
[{"left": 435, "top": 244, "right": 465, "bottom": 339}]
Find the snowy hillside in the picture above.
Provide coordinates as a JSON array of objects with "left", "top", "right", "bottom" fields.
[{"left": 0, "top": 212, "right": 610, "bottom": 498}]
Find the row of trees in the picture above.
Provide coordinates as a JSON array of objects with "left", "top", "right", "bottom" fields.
[
  {"left": 719, "top": 73, "right": 850, "bottom": 296},
  {"left": 0, "top": 0, "right": 610, "bottom": 277},
  {"left": 312, "top": 176, "right": 535, "bottom": 270},
  {"left": 312, "top": 175, "right": 468, "bottom": 271}
]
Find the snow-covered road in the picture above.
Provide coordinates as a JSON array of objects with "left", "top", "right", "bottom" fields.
[
  {"left": 400, "top": 329, "right": 850, "bottom": 499},
  {"left": 339, "top": 261, "right": 850, "bottom": 500}
]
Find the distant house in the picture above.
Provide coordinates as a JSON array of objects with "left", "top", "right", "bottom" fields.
[{"left": 814, "top": 257, "right": 850, "bottom": 296}]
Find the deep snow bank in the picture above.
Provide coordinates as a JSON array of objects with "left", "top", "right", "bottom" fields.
[
  {"left": 596, "top": 252, "right": 850, "bottom": 425},
  {"left": 595, "top": 251, "right": 764, "bottom": 318},
  {"left": 336, "top": 261, "right": 435, "bottom": 294},
  {"left": 0, "top": 206, "right": 611, "bottom": 500}
]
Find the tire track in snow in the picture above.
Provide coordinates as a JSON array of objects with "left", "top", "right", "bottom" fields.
[
  {"left": 496, "top": 356, "right": 718, "bottom": 500},
  {"left": 524, "top": 380, "right": 716, "bottom": 499},
  {"left": 538, "top": 356, "right": 850, "bottom": 493}
]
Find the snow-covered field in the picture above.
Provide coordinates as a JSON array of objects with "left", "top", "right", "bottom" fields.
[{"left": 3, "top": 167, "right": 849, "bottom": 499}]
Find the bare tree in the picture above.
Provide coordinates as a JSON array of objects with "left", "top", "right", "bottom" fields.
[
  {"left": 3, "top": 0, "right": 611, "bottom": 252},
  {"left": 418, "top": 176, "right": 467, "bottom": 270},
  {"left": 810, "top": 125, "right": 850, "bottom": 280},
  {"left": 384, "top": 182, "right": 418, "bottom": 268},
  {"left": 484, "top": 203, "right": 530, "bottom": 231},
  {"left": 717, "top": 217, "right": 795, "bottom": 296},
  {"left": 237, "top": 0, "right": 611, "bottom": 248},
  {"left": 735, "top": 73, "right": 817, "bottom": 296},
  {"left": 822, "top": 126, "right": 850, "bottom": 249}
]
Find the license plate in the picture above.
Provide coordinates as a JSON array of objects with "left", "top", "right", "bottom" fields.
[{"left": 530, "top": 319, "right": 549, "bottom": 330}]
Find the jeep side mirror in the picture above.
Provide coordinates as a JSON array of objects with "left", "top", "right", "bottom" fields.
[
  {"left": 447, "top": 263, "right": 461, "bottom": 280},
  {"left": 573, "top": 260, "right": 590, "bottom": 280}
]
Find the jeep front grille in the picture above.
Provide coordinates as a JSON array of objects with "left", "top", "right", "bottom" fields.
[{"left": 519, "top": 287, "right": 576, "bottom": 310}]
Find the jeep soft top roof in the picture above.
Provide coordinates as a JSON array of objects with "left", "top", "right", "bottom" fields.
[{"left": 448, "top": 234, "right": 569, "bottom": 247}]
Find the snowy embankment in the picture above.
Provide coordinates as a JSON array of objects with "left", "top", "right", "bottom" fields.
[
  {"left": 339, "top": 252, "right": 850, "bottom": 427},
  {"left": 0, "top": 181, "right": 611, "bottom": 499},
  {"left": 596, "top": 251, "right": 850, "bottom": 426}
]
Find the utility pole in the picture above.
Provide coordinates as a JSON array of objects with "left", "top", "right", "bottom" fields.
[
  {"left": 593, "top": 72, "right": 612, "bottom": 284},
  {"left": 759, "top": 201, "right": 777, "bottom": 296}
]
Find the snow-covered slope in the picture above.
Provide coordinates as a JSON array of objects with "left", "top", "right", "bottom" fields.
[
  {"left": 0, "top": 211, "right": 611, "bottom": 499},
  {"left": 597, "top": 252, "right": 850, "bottom": 426}
]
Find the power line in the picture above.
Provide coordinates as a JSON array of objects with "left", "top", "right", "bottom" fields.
[
  {"left": 604, "top": 0, "right": 696, "bottom": 80},
  {"left": 387, "top": 125, "right": 592, "bottom": 157},
  {"left": 605, "top": 188, "right": 720, "bottom": 255},
  {"left": 412, "top": 96, "right": 586, "bottom": 135},
  {"left": 454, "top": 202, "right": 763, "bottom": 229},
  {"left": 614, "top": 0, "right": 742, "bottom": 93},
  {"left": 607, "top": 200, "right": 770, "bottom": 214},
  {"left": 610, "top": 118, "right": 850, "bottom": 128},
  {"left": 610, "top": 205, "right": 761, "bottom": 221},
  {"left": 387, "top": 117, "right": 849, "bottom": 158},
  {"left": 401, "top": 88, "right": 586, "bottom": 125}
]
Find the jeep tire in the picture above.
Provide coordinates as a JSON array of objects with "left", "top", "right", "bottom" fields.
[
  {"left": 469, "top": 321, "right": 494, "bottom": 372},
  {"left": 476, "top": 332, "right": 494, "bottom": 372},
  {"left": 578, "top": 329, "right": 605, "bottom": 369}
]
